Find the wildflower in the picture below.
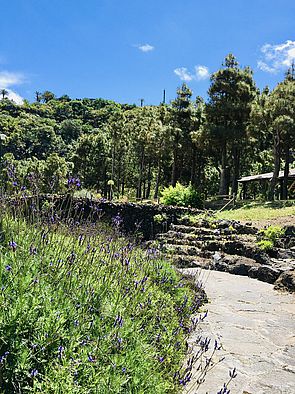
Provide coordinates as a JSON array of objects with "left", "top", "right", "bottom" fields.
[
  {"left": 0, "top": 351, "right": 9, "bottom": 363},
  {"left": 122, "top": 367, "right": 126, "bottom": 373},
  {"left": 114, "top": 315, "right": 123, "bottom": 327},
  {"left": 88, "top": 355, "right": 95, "bottom": 362},
  {"left": 8, "top": 240, "right": 17, "bottom": 251},
  {"left": 30, "top": 245, "right": 37, "bottom": 255},
  {"left": 58, "top": 346, "right": 64, "bottom": 358},
  {"left": 5, "top": 265, "right": 12, "bottom": 271},
  {"left": 30, "top": 369, "right": 38, "bottom": 377}
]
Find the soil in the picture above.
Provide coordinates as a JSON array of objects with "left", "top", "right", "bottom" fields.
[{"left": 240, "top": 214, "right": 295, "bottom": 230}]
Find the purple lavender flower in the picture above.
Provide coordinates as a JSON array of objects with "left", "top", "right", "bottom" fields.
[
  {"left": 88, "top": 355, "right": 95, "bottom": 362},
  {"left": 30, "top": 369, "right": 38, "bottom": 377},
  {"left": 8, "top": 240, "right": 17, "bottom": 251},
  {"left": 58, "top": 346, "right": 64, "bottom": 358},
  {"left": 0, "top": 351, "right": 9, "bottom": 363}
]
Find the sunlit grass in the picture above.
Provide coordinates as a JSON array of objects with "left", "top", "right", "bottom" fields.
[{"left": 216, "top": 200, "right": 295, "bottom": 221}]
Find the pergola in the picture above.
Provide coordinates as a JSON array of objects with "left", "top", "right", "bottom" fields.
[{"left": 238, "top": 169, "right": 295, "bottom": 199}]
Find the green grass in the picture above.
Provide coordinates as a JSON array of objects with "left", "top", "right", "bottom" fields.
[
  {"left": 216, "top": 200, "right": 295, "bottom": 221},
  {"left": 0, "top": 216, "right": 203, "bottom": 393}
]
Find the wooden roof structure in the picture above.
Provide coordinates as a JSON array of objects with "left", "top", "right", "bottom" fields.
[{"left": 238, "top": 169, "right": 295, "bottom": 183}]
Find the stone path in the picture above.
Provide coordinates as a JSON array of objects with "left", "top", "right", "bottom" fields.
[{"left": 182, "top": 269, "right": 295, "bottom": 394}]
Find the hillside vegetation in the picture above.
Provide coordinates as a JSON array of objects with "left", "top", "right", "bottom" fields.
[
  {"left": 0, "top": 54, "right": 294, "bottom": 204},
  {"left": 0, "top": 213, "right": 204, "bottom": 393}
]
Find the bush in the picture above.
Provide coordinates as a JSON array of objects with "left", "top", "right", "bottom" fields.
[
  {"left": 257, "top": 225, "right": 285, "bottom": 250},
  {"left": 160, "top": 183, "right": 203, "bottom": 208},
  {"left": 0, "top": 214, "right": 204, "bottom": 393}
]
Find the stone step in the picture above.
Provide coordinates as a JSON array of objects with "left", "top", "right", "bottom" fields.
[
  {"left": 171, "top": 254, "right": 212, "bottom": 269},
  {"left": 170, "top": 224, "right": 224, "bottom": 235},
  {"left": 157, "top": 230, "right": 230, "bottom": 242},
  {"left": 176, "top": 218, "right": 257, "bottom": 235},
  {"left": 161, "top": 243, "right": 213, "bottom": 258}
]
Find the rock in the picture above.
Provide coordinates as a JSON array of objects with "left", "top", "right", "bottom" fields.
[
  {"left": 248, "top": 265, "right": 282, "bottom": 284},
  {"left": 274, "top": 270, "right": 295, "bottom": 292},
  {"left": 212, "top": 254, "right": 259, "bottom": 276}
]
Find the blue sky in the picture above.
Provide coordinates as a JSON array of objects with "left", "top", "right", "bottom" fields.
[{"left": 1, "top": 0, "right": 294, "bottom": 105}]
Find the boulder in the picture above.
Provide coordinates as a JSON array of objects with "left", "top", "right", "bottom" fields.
[
  {"left": 274, "top": 270, "right": 295, "bottom": 292},
  {"left": 212, "top": 253, "right": 260, "bottom": 276},
  {"left": 248, "top": 265, "right": 282, "bottom": 284}
]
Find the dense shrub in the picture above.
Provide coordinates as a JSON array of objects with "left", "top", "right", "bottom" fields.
[
  {"left": 0, "top": 214, "right": 204, "bottom": 393},
  {"left": 160, "top": 183, "right": 203, "bottom": 208},
  {"left": 257, "top": 225, "right": 285, "bottom": 250}
]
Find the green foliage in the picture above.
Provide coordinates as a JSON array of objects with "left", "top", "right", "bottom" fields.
[
  {"left": 259, "top": 225, "right": 285, "bottom": 243},
  {"left": 0, "top": 63, "right": 294, "bottom": 202},
  {"left": 153, "top": 213, "right": 168, "bottom": 224},
  {"left": 256, "top": 239, "right": 274, "bottom": 251},
  {"left": 0, "top": 213, "right": 202, "bottom": 393},
  {"left": 257, "top": 225, "right": 285, "bottom": 250},
  {"left": 160, "top": 182, "right": 202, "bottom": 208}
]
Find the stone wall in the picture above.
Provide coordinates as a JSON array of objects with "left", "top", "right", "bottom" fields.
[{"left": 35, "top": 195, "right": 203, "bottom": 240}]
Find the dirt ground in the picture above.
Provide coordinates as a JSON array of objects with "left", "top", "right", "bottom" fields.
[{"left": 240, "top": 215, "right": 295, "bottom": 229}]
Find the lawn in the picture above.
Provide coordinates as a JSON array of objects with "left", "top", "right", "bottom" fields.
[{"left": 216, "top": 200, "right": 295, "bottom": 222}]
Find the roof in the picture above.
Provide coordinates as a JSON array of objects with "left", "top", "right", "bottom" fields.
[{"left": 238, "top": 169, "right": 295, "bottom": 183}]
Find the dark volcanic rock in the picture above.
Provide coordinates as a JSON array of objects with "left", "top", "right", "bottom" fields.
[
  {"left": 248, "top": 265, "right": 282, "bottom": 284},
  {"left": 274, "top": 270, "right": 295, "bottom": 292},
  {"left": 212, "top": 253, "right": 260, "bottom": 276}
]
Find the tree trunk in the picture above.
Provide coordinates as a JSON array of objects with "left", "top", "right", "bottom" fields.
[
  {"left": 171, "top": 146, "right": 178, "bottom": 186},
  {"left": 190, "top": 147, "right": 197, "bottom": 186},
  {"left": 137, "top": 146, "right": 145, "bottom": 199},
  {"left": 219, "top": 142, "right": 228, "bottom": 195},
  {"left": 282, "top": 146, "right": 290, "bottom": 200},
  {"left": 146, "top": 161, "right": 152, "bottom": 199},
  {"left": 231, "top": 146, "right": 240, "bottom": 196},
  {"left": 102, "top": 165, "right": 107, "bottom": 197},
  {"left": 154, "top": 160, "right": 161, "bottom": 200},
  {"left": 268, "top": 131, "right": 281, "bottom": 201}
]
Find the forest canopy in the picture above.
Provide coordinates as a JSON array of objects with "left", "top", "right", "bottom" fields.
[{"left": 0, "top": 54, "right": 294, "bottom": 203}]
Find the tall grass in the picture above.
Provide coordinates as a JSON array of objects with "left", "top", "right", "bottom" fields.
[{"left": 0, "top": 208, "right": 205, "bottom": 393}]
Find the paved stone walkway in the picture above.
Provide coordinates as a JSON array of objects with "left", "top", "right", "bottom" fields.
[{"left": 182, "top": 269, "right": 295, "bottom": 394}]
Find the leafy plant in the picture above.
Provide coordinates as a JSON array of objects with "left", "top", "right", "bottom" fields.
[
  {"left": 256, "top": 239, "right": 274, "bottom": 251},
  {"left": 160, "top": 183, "right": 202, "bottom": 208},
  {"left": 153, "top": 213, "right": 168, "bottom": 224},
  {"left": 257, "top": 225, "right": 285, "bottom": 250},
  {"left": 0, "top": 207, "right": 206, "bottom": 393}
]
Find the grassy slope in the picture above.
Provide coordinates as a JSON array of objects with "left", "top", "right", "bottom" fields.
[
  {"left": 216, "top": 200, "right": 295, "bottom": 222},
  {"left": 0, "top": 217, "right": 203, "bottom": 393}
]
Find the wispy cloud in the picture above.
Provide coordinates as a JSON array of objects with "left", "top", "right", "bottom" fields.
[
  {"left": 258, "top": 40, "right": 295, "bottom": 73},
  {"left": 0, "top": 71, "right": 25, "bottom": 104},
  {"left": 6, "top": 89, "right": 24, "bottom": 105},
  {"left": 174, "top": 65, "right": 210, "bottom": 82},
  {"left": 137, "top": 44, "right": 154, "bottom": 52},
  {"left": 174, "top": 67, "right": 194, "bottom": 82},
  {"left": 0, "top": 71, "right": 25, "bottom": 88}
]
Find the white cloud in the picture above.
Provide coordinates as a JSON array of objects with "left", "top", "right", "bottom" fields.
[
  {"left": 258, "top": 40, "right": 295, "bottom": 73},
  {"left": 6, "top": 89, "right": 24, "bottom": 105},
  {"left": 137, "top": 44, "right": 154, "bottom": 52},
  {"left": 174, "top": 67, "right": 194, "bottom": 82},
  {"left": 195, "top": 65, "right": 209, "bottom": 80},
  {"left": 174, "top": 65, "right": 210, "bottom": 82},
  {"left": 0, "top": 71, "right": 25, "bottom": 105},
  {"left": 0, "top": 71, "right": 25, "bottom": 88}
]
